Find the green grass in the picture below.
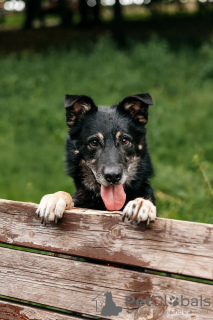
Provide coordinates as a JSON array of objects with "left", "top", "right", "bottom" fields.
[
  {"left": 1, "top": 12, "right": 25, "bottom": 28},
  {"left": 0, "top": 37, "right": 213, "bottom": 223}
]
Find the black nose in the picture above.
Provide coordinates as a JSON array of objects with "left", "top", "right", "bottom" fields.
[{"left": 103, "top": 166, "right": 123, "bottom": 184}]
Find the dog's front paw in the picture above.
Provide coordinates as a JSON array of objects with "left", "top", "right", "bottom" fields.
[
  {"left": 122, "top": 198, "right": 156, "bottom": 225},
  {"left": 36, "top": 191, "right": 73, "bottom": 225}
]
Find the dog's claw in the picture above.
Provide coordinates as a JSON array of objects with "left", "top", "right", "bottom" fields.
[
  {"left": 147, "top": 216, "right": 151, "bottom": 225},
  {"left": 128, "top": 211, "right": 133, "bottom": 221}
]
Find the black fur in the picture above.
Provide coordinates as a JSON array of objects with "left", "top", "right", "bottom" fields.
[{"left": 65, "top": 94, "right": 155, "bottom": 211}]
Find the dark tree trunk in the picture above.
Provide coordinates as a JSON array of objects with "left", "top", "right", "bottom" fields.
[
  {"left": 79, "top": 0, "right": 88, "bottom": 26},
  {"left": 58, "top": 0, "right": 72, "bottom": 27},
  {"left": 79, "top": 0, "right": 101, "bottom": 26},
  {"left": 112, "top": 0, "right": 126, "bottom": 47},
  {"left": 94, "top": 0, "right": 101, "bottom": 24},
  {"left": 23, "top": 0, "right": 42, "bottom": 29},
  {"left": 114, "top": 0, "right": 122, "bottom": 22}
]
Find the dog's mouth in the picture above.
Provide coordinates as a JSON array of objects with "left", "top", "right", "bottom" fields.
[
  {"left": 100, "top": 184, "right": 126, "bottom": 211},
  {"left": 88, "top": 165, "right": 127, "bottom": 210}
]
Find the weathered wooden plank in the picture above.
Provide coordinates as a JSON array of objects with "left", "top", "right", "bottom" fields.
[
  {"left": 0, "top": 199, "right": 213, "bottom": 280},
  {"left": 0, "top": 247, "right": 212, "bottom": 320},
  {"left": 0, "top": 300, "right": 84, "bottom": 320}
]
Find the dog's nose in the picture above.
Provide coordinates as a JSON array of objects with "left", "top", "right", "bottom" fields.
[{"left": 103, "top": 166, "right": 123, "bottom": 184}]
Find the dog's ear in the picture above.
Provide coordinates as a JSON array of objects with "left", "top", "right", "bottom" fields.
[
  {"left": 117, "top": 93, "right": 153, "bottom": 125},
  {"left": 64, "top": 95, "right": 97, "bottom": 126}
]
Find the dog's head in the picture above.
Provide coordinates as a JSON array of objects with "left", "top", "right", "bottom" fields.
[{"left": 65, "top": 93, "right": 153, "bottom": 211}]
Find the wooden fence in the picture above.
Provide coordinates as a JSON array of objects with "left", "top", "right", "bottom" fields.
[{"left": 0, "top": 199, "right": 212, "bottom": 319}]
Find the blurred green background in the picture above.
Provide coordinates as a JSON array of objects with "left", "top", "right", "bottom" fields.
[{"left": 0, "top": 0, "right": 212, "bottom": 223}]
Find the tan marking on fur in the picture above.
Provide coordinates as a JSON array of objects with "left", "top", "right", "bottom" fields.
[
  {"left": 55, "top": 191, "right": 74, "bottom": 208},
  {"left": 125, "top": 156, "right": 140, "bottom": 185},
  {"left": 91, "top": 159, "right": 96, "bottom": 164},
  {"left": 132, "top": 198, "right": 144, "bottom": 220},
  {"left": 124, "top": 101, "right": 147, "bottom": 124},
  {"left": 138, "top": 145, "right": 143, "bottom": 150},
  {"left": 81, "top": 103, "right": 90, "bottom": 111},
  {"left": 74, "top": 150, "right": 79, "bottom": 154},
  {"left": 80, "top": 160, "right": 98, "bottom": 191},
  {"left": 97, "top": 132, "right": 104, "bottom": 140},
  {"left": 124, "top": 101, "right": 140, "bottom": 111},
  {"left": 67, "top": 115, "right": 76, "bottom": 126},
  {"left": 136, "top": 115, "right": 146, "bottom": 123},
  {"left": 74, "top": 102, "right": 90, "bottom": 113},
  {"left": 116, "top": 131, "right": 122, "bottom": 139}
]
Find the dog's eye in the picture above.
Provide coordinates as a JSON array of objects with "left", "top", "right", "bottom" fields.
[
  {"left": 89, "top": 138, "right": 99, "bottom": 147},
  {"left": 121, "top": 137, "right": 130, "bottom": 146}
]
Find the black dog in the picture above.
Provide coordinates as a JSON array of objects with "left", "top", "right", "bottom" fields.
[{"left": 36, "top": 93, "right": 156, "bottom": 224}]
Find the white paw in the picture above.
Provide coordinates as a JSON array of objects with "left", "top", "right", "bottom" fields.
[
  {"left": 36, "top": 191, "right": 73, "bottom": 225},
  {"left": 122, "top": 198, "right": 156, "bottom": 224}
]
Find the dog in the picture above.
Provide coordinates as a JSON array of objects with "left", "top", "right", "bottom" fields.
[{"left": 36, "top": 93, "right": 156, "bottom": 225}]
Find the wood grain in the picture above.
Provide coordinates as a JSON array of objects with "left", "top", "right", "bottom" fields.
[
  {"left": 0, "top": 300, "right": 83, "bottom": 320},
  {"left": 0, "top": 199, "right": 213, "bottom": 280},
  {"left": 0, "top": 247, "right": 212, "bottom": 320}
]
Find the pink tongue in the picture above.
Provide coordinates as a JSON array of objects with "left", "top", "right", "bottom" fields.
[{"left": 101, "top": 185, "right": 126, "bottom": 211}]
